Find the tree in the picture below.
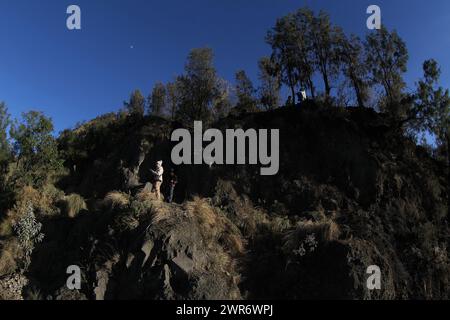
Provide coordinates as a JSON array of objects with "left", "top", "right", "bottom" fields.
[
  {"left": 308, "top": 10, "right": 342, "bottom": 99},
  {"left": 267, "top": 7, "right": 343, "bottom": 103},
  {"left": 176, "top": 48, "right": 221, "bottom": 126},
  {"left": 148, "top": 82, "right": 166, "bottom": 116},
  {"left": 338, "top": 34, "right": 370, "bottom": 107},
  {"left": 365, "top": 26, "right": 409, "bottom": 115},
  {"left": 166, "top": 81, "right": 180, "bottom": 120},
  {"left": 124, "top": 90, "right": 145, "bottom": 117},
  {"left": 0, "top": 102, "right": 11, "bottom": 172},
  {"left": 266, "top": 13, "right": 301, "bottom": 104},
  {"left": 10, "top": 111, "right": 62, "bottom": 188},
  {"left": 411, "top": 59, "right": 450, "bottom": 161},
  {"left": 212, "top": 78, "right": 233, "bottom": 120},
  {"left": 258, "top": 57, "right": 281, "bottom": 110},
  {"left": 235, "top": 70, "right": 257, "bottom": 112},
  {"left": 292, "top": 8, "right": 317, "bottom": 99}
]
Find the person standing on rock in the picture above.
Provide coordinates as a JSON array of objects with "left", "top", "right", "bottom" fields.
[
  {"left": 150, "top": 160, "right": 164, "bottom": 200},
  {"left": 167, "top": 168, "right": 178, "bottom": 203}
]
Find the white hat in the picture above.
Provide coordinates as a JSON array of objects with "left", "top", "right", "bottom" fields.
[{"left": 157, "top": 160, "right": 163, "bottom": 166}]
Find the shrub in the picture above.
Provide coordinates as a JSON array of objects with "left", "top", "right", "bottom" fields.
[
  {"left": 149, "top": 201, "right": 171, "bottom": 224},
  {"left": 12, "top": 204, "right": 44, "bottom": 269},
  {"left": 113, "top": 214, "right": 140, "bottom": 232},
  {"left": 136, "top": 185, "right": 158, "bottom": 202},
  {"left": 130, "top": 200, "right": 153, "bottom": 217},
  {"left": 10, "top": 185, "right": 63, "bottom": 218},
  {"left": 186, "top": 197, "right": 219, "bottom": 240},
  {"left": 0, "top": 239, "right": 21, "bottom": 276},
  {"left": 282, "top": 219, "right": 340, "bottom": 256},
  {"left": 23, "top": 286, "right": 43, "bottom": 300},
  {"left": 0, "top": 217, "right": 13, "bottom": 237},
  {"left": 103, "top": 191, "right": 130, "bottom": 210},
  {"left": 61, "top": 194, "right": 87, "bottom": 218},
  {"left": 185, "top": 197, "right": 245, "bottom": 257}
]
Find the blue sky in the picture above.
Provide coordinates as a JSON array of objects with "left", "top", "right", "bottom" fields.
[{"left": 0, "top": 0, "right": 449, "bottom": 133}]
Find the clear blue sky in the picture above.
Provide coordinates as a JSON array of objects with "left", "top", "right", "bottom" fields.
[{"left": 0, "top": 0, "right": 449, "bottom": 133}]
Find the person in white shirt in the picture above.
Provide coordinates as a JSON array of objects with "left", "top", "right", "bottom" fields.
[{"left": 150, "top": 160, "right": 164, "bottom": 200}]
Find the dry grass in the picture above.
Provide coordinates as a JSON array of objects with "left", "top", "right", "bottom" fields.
[
  {"left": 113, "top": 214, "right": 140, "bottom": 232},
  {"left": 149, "top": 201, "right": 172, "bottom": 224},
  {"left": 1, "top": 185, "right": 65, "bottom": 236},
  {"left": 103, "top": 191, "right": 130, "bottom": 209},
  {"left": 13, "top": 185, "right": 63, "bottom": 217},
  {"left": 136, "top": 187, "right": 158, "bottom": 202},
  {"left": 62, "top": 194, "right": 87, "bottom": 218},
  {"left": 0, "top": 218, "right": 13, "bottom": 238},
  {"left": 185, "top": 196, "right": 220, "bottom": 240},
  {"left": 221, "top": 233, "right": 245, "bottom": 256},
  {"left": 212, "top": 180, "right": 274, "bottom": 236},
  {"left": 185, "top": 196, "right": 245, "bottom": 258},
  {"left": 0, "top": 239, "right": 22, "bottom": 277},
  {"left": 283, "top": 218, "right": 341, "bottom": 254}
]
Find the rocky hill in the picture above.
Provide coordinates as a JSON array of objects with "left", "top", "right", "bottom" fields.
[{"left": 1, "top": 103, "right": 448, "bottom": 300}]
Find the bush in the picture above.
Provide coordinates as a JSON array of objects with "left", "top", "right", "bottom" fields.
[
  {"left": 185, "top": 197, "right": 245, "bottom": 257},
  {"left": 61, "top": 194, "right": 87, "bottom": 218},
  {"left": 282, "top": 219, "right": 340, "bottom": 256},
  {"left": 113, "top": 214, "right": 140, "bottom": 232},
  {"left": 0, "top": 239, "right": 21, "bottom": 276},
  {"left": 0, "top": 217, "right": 13, "bottom": 237},
  {"left": 103, "top": 191, "right": 130, "bottom": 210},
  {"left": 130, "top": 200, "right": 153, "bottom": 217},
  {"left": 10, "top": 185, "right": 64, "bottom": 218},
  {"left": 12, "top": 204, "right": 44, "bottom": 269},
  {"left": 136, "top": 187, "right": 158, "bottom": 202}
]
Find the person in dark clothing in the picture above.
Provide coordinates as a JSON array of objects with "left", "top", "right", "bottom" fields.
[{"left": 167, "top": 169, "right": 178, "bottom": 203}]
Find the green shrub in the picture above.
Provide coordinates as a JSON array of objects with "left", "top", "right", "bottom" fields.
[{"left": 12, "top": 204, "right": 44, "bottom": 269}]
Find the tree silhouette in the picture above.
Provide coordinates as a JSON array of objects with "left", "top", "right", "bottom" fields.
[
  {"left": 176, "top": 48, "right": 221, "bottom": 126},
  {"left": 258, "top": 57, "right": 281, "bottom": 110},
  {"left": 0, "top": 102, "right": 11, "bottom": 173},
  {"left": 338, "top": 34, "right": 370, "bottom": 107},
  {"left": 308, "top": 10, "right": 342, "bottom": 99},
  {"left": 148, "top": 82, "right": 166, "bottom": 116},
  {"left": 412, "top": 59, "right": 450, "bottom": 161},
  {"left": 235, "top": 70, "right": 257, "bottom": 112},
  {"left": 10, "top": 111, "right": 62, "bottom": 188},
  {"left": 125, "top": 90, "right": 145, "bottom": 117},
  {"left": 365, "top": 26, "right": 409, "bottom": 116}
]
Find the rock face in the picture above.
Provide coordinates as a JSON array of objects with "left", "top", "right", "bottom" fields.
[
  {"left": 105, "top": 201, "right": 241, "bottom": 300},
  {"left": 21, "top": 191, "right": 242, "bottom": 300},
  {"left": 4, "top": 104, "right": 446, "bottom": 300}
]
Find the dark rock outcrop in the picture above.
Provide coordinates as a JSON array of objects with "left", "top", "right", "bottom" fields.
[{"left": 24, "top": 105, "right": 446, "bottom": 300}]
